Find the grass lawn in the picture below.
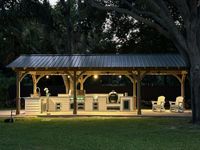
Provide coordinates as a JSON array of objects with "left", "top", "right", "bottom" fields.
[{"left": 0, "top": 117, "right": 199, "bottom": 150}]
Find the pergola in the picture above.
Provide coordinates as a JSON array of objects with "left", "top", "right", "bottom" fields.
[{"left": 7, "top": 54, "right": 188, "bottom": 115}]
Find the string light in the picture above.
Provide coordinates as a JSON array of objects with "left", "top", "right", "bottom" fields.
[{"left": 94, "top": 75, "right": 98, "bottom": 79}]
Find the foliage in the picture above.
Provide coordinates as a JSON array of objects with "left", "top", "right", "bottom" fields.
[
  {"left": 0, "top": 0, "right": 178, "bottom": 67},
  {"left": 0, "top": 72, "right": 15, "bottom": 108},
  {"left": 105, "top": 12, "right": 176, "bottom": 53},
  {"left": 0, "top": 0, "right": 54, "bottom": 66}
]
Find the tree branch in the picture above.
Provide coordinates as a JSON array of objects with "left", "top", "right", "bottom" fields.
[
  {"left": 88, "top": 0, "right": 190, "bottom": 56},
  {"left": 154, "top": 0, "right": 170, "bottom": 16},
  {"left": 170, "top": 0, "right": 190, "bottom": 23},
  {"left": 88, "top": 0, "right": 170, "bottom": 38},
  {"left": 189, "top": 0, "right": 198, "bottom": 17},
  {"left": 172, "top": 40, "right": 190, "bottom": 66},
  {"left": 150, "top": 1, "right": 183, "bottom": 35},
  {"left": 123, "top": 1, "right": 168, "bottom": 30},
  {"left": 122, "top": 0, "right": 188, "bottom": 53},
  {"left": 197, "top": 27, "right": 200, "bottom": 52},
  {"left": 132, "top": 9, "right": 170, "bottom": 32}
]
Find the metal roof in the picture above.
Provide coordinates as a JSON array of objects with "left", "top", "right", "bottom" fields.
[{"left": 7, "top": 54, "right": 187, "bottom": 70}]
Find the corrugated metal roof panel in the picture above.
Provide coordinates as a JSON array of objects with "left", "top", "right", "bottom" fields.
[{"left": 6, "top": 54, "right": 188, "bottom": 69}]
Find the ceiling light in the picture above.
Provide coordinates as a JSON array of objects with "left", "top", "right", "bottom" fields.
[{"left": 94, "top": 75, "right": 98, "bottom": 79}]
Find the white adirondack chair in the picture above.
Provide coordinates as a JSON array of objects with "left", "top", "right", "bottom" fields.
[
  {"left": 152, "top": 96, "right": 165, "bottom": 112},
  {"left": 169, "top": 96, "right": 184, "bottom": 113}
]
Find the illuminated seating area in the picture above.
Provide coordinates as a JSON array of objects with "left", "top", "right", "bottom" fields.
[{"left": 7, "top": 54, "right": 188, "bottom": 116}]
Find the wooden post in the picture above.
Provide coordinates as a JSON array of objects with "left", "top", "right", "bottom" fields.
[
  {"left": 70, "top": 80, "right": 74, "bottom": 94},
  {"left": 137, "top": 72, "right": 142, "bottom": 115},
  {"left": 16, "top": 72, "right": 21, "bottom": 115},
  {"left": 133, "top": 80, "right": 137, "bottom": 111},
  {"left": 32, "top": 75, "right": 37, "bottom": 96},
  {"left": 73, "top": 71, "right": 77, "bottom": 115},
  {"left": 181, "top": 74, "right": 186, "bottom": 98}
]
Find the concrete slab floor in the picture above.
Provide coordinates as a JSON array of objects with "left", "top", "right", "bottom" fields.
[{"left": 0, "top": 109, "right": 192, "bottom": 118}]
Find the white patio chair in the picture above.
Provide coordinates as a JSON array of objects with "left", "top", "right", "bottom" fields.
[
  {"left": 152, "top": 96, "right": 165, "bottom": 112},
  {"left": 169, "top": 96, "right": 184, "bottom": 113}
]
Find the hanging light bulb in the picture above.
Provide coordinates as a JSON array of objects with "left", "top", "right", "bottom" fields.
[{"left": 46, "top": 75, "right": 50, "bottom": 79}]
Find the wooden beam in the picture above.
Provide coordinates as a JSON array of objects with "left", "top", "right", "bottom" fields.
[
  {"left": 14, "top": 69, "right": 188, "bottom": 79},
  {"left": 171, "top": 74, "right": 182, "bottom": 83},
  {"left": 137, "top": 75, "right": 142, "bottom": 115},
  {"left": 73, "top": 71, "right": 77, "bottom": 115},
  {"left": 125, "top": 75, "right": 134, "bottom": 83},
  {"left": 133, "top": 80, "right": 137, "bottom": 111},
  {"left": 82, "top": 71, "right": 132, "bottom": 76},
  {"left": 31, "top": 75, "right": 37, "bottom": 96},
  {"left": 82, "top": 75, "right": 92, "bottom": 83},
  {"left": 171, "top": 73, "right": 187, "bottom": 97},
  {"left": 181, "top": 74, "right": 186, "bottom": 98},
  {"left": 14, "top": 67, "right": 188, "bottom": 72},
  {"left": 36, "top": 75, "right": 45, "bottom": 83},
  {"left": 69, "top": 79, "right": 73, "bottom": 94},
  {"left": 64, "top": 71, "right": 73, "bottom": 79},
  {"left": 62, "top": 75, "right": 70, "bottom": 94},
  {"left": 77, "top": 71, "right": 86, "bottom": 79},
  {"left": 79, "top": 76, "right": 84, "bottom": 90},
  {"left": 124, "top": 74, "right": 137, "bottom": 111},
  {"left": 16, "top": 72, "right": 21, "bottom": 115},
  {"left": 31, "top": 74, "right": 46, "bottom": 96},
  {"left": 19, "top": 71, "right": 29, "bottom": 82}
]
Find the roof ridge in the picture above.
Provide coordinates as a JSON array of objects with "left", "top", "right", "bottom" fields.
[{"left": 20, "top": 53, "right": 180, "bottom": 56}]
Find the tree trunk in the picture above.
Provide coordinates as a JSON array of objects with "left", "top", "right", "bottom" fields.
[
  {"left": 60, "top": 0, "right": 73, "bottom": 53},
  {"left": 190, "top": 56, "right": 200, "bottom": 124}
]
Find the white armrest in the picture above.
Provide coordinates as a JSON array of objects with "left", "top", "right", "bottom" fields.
[
  {"left": 169, "top": 101, "right": 175, "bottom": 105},
  {"left": 178, "top": 102, "right": 184, "bottom": 106},
  {"left": 151, "top": 101, "right": 157, "bottom": 104}
]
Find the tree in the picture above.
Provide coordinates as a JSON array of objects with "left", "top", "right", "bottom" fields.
[
  {"left": 0, "top": 0, "right": 55, "bottom": 66},
  {"left": 0, "top": 71, "right": 15, "bottom": 107},
  {"left": 100, "top": 12, "right": 176, "bottom": 53},
  {"left": 59, "top": 0, "right": 110, "bottom": 54},
  {"left": 88, "top": 0, "right": 200, "bottom": 123}
]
